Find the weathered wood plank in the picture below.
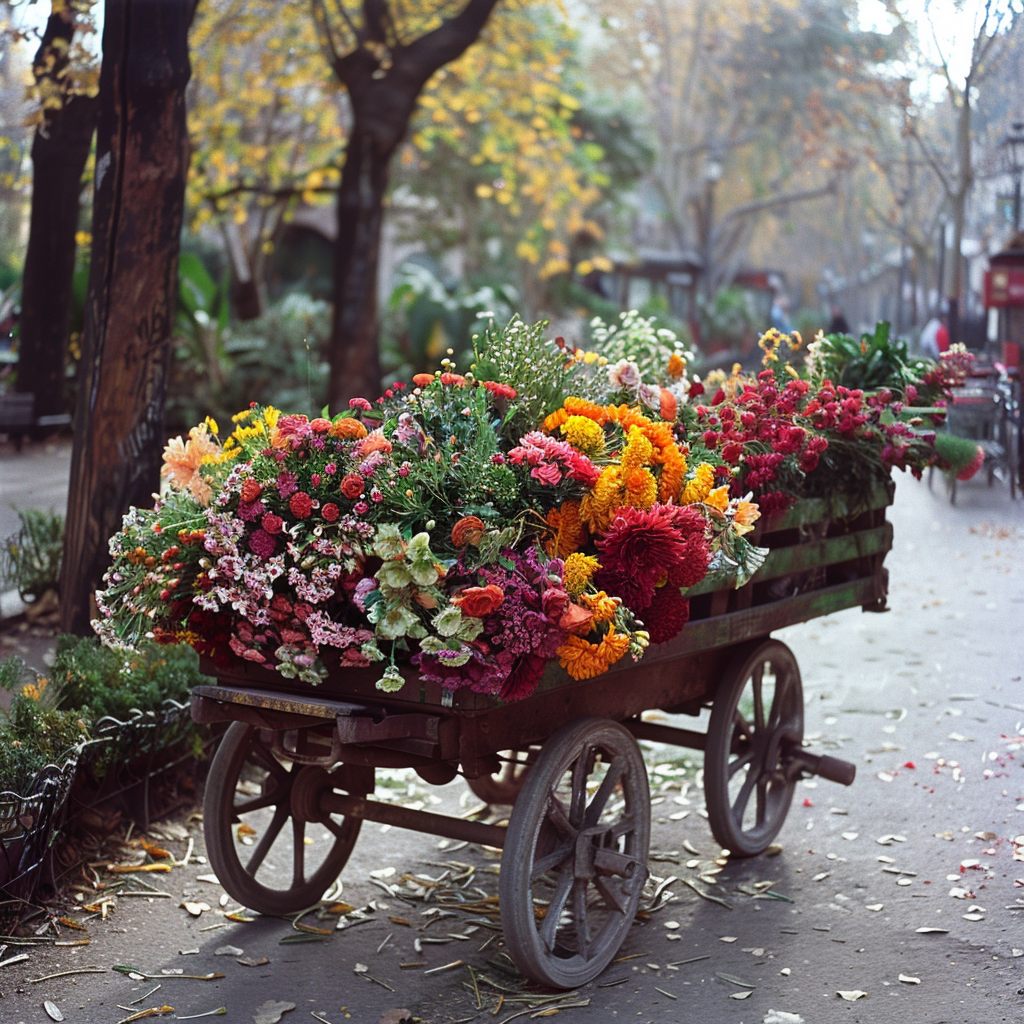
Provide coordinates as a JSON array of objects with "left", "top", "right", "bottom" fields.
[
  {"left": 753, "top": 523, "right": 892, "bottom": 582},
  {"left": 759, "top": 481, "right": 894, "bottom": 533}
]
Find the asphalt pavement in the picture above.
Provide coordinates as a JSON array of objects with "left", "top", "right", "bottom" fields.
[{"left": 0, "top": 443, "right": 1022, "bottom": 1024}]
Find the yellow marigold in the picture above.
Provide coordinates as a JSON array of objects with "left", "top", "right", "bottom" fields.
[
  {"left": 263, "top": 406, "right": 281, "bottom": 429},
  {"left": 566, "top": 396, "right": 616, "bottom": 424},
  {"left": 705, "top": 485, "right": 730, "bottom": 512},
  {"left": 580, "top": 465, "right": 623, "bottom": 533},
  {"left": 330, "top": 418, "right": 368, "bottom": 441},
  {"left": 666, "top": 353, "right": 685, "bottom": 379},
  {"left": 542, "top": 407, "right": 570, "bottom": 433},
  {"left": 681, "top": 462, "right": 716, "bottom": 505},
  {"left": 563, "top": 552, "right": 600, "bottom": 598},
  {"left": 620, "top": 425, "right": 654, "bottom": 472},
  {"left": 657, "top": 442, "right": 687, "bottom": 503},
  {"left": 580, "top": 590, "right": 620, "bottom": 623},
  {"left": 557, "top": 625, "right": 630, "bottom": 680},
  {"left": 561, "top": 415, "right": 605, "bottom": 456},
  {"left": 231, "top": 407, "right": 254, "bottom": 424},
  {"left": 544, "top": 500, "right": 587, "bottom": 558}
]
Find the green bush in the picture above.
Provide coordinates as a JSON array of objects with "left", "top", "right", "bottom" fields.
[
  {"left": 0, "top": 657, "right": 88, "bottom": 796},
  {"left": 51, "top": 635, "right": 210, "bottom": 724},
  {"left": 0, "top": 509, "right": 64, "bottom": 603}
]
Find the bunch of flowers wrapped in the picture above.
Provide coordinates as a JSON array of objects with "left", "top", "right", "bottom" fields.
[{"left": 95, "top": 313, "right": 963, "bottom": 701}]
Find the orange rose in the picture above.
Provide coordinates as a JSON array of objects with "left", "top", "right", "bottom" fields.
[
  {"left": 451, "top": 515, "right": 486, "bottom": 548},
  {"left": 330, "top": 418, "right": 368, "bottom": 441},
  {"left": 412, "top": 373, "right": 435, "bottom": 388},
  {"left": 559, "top": 602, "right": 594, "bottom": 636},
  {"left": 340, "top": 473, "right": 365, "bottom": 499},
  {"left": 451, "top": 584, "right": 504, "bottom": 618}
]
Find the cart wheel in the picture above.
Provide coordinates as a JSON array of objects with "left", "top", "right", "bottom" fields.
[
  {"left": 704, "top": 640, "right": 804, "bottom": 857},
  {"left": 204, "top": 722, "right": 365, "bottom": 916},
  {"left": 499, "top": 718, "right": 650, "bottom": 989},
  {"left": 466, "top": 747, "right": 539, "bottom": 805}
]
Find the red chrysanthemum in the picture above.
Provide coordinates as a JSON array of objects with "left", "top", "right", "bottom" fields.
[
  {"left": 261, "top": 513, "right": 283, "bottom": 535},
  {"left": 595, "top": 504, "right": 709, "bottom": 609},
  {"left": 639, "top": 572, "right": 692, "bottom": 644},
  {"left": 499, "top": 653, "right": 548, "bottom": 702},
  {"left": 240, "top": 479, "right": 262, "bottom": 504},
  {"left": 289, "top": 491, "right": 313, "bottom": 518},
  {"left": 248, "top": 528, "right": 277, "bottom": 559},
  {"left": 321, "top": 502, "right": 340, "bottom": 522}
]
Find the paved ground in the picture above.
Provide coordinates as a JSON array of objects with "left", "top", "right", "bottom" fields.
[{"left": 0, "top": 444, "right": 1022, "bottom": 1024}]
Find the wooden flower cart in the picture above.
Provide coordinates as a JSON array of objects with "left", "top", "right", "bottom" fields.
[{"left": 191, "top": 482, "right": 893, "bottom": 988}]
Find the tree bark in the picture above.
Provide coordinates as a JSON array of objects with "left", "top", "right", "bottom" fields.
[
  {"left": 60, "top": 0, "right": 197, "bottom": 636},
  {"left": 323, "top": 0, "right": 500, "bottom": 411},
  {"left": 16, "top": 10, "right": 99, "bottom": 428}
]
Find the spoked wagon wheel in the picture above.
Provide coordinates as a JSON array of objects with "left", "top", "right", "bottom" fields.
[
  {"left": 204, "top": 722, "right": 366, "bottom": 916},
  {"left": 499, "top": 718, "right": 650, "bottom": 989},
  {"left": 704, "top": 639, "right": 804, "bottom": 857},
  {"left": 467, "top": 746, "right": 540, "bottom": 805}
]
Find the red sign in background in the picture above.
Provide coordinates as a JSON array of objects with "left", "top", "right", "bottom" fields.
[{"left": 985, "top": 268, "right": 1024, "bottom": 307}]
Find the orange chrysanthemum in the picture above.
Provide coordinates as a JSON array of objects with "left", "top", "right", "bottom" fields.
[
  {"left": 544, "top": 500, "right": 587, "bottom": 558},
  {"left": 557, "top": 625, "right": 630, "bottom": 680}
]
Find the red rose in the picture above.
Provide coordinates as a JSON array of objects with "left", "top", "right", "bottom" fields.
[
  {"left": 261, "top": 513, "right": 283, "bottom": 535},
  {"left": 451, "top": 584, "right": 505, "bottom": 618},
  {"left": 541, "top": 587, "right": 570, "bottom": 623},
  {"left": 289, "top": 492, "right": 313, "bottom": 518},
  {"left": 240, "top": 479, "right": 263, "bottom": 504},
  {"left": 721, "top": 442, "right": 744, "bottom": 463},
  {"left": 340, "top": 473, "right": 365, "bottom": 499},
  {"left": 321, "top": 502, "right": 340, "bottom": 522}
]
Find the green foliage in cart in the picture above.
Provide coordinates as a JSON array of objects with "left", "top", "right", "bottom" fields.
[{"left": 0, "top": 657, "right": 88, "bottom": 797}]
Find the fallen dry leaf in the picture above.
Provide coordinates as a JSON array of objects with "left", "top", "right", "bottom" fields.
[
  {"left": 729, "top": 991, "right": 752, "bottom": 999},
  {"left": 180, "top": 902, "right": 211, "bottom": 917},
  {"left": 43, "top": 1000, "right": 64, "bottom": 1021},
  {"left": 763, "top": 1013, "right": 804, "bottom": 1024},
  {"left": 252, "top": 1000, "right": 296, "bottom": 1024},
  {"left": 898, "top": 974, "right": 921, "bottom": 985},
  {"left": 837, "top": 990, "right": 867, "bottom": 1001},
  {"left": 237, "top": 957, "right": 269, "bottom": 968}
]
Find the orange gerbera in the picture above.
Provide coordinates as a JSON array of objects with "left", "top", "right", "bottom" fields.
[{"left": 161, "top": 423, "right": 220, "bottom": 505}]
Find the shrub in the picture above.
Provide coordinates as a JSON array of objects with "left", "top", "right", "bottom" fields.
[{"left": 0, "top": 509, "right": 64, "bottom": 603}]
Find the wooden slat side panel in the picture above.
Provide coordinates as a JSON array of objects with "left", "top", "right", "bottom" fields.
[
  {"left": 759, "top": 481, "right": 894, "bottom": 533},
  {"left": 754, "top": 523, "right": 892, "bottom": 582}
]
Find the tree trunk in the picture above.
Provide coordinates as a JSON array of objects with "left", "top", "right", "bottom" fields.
[
  {"left": 17, "top": 95, "right": 98, "bottom": 427},
  {"left": 60, "top": 0, "right": 197, "bottom": 636},
  {"left": 16, "top": 8, "right": 99, "bottom": 430},
  {"left": 328, "top": 126, "right": 390, "bottom": 410}
]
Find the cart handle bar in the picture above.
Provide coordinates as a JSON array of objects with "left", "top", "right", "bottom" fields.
[{"left": 786, "top": 750, "right": 856, "bottom": 787}]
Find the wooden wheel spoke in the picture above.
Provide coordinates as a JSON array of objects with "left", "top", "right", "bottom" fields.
[
  {"left": 608, "top": 814, "right": 637, "bottom": 841},
  {"left": 248, "top": 743, "right": 290, "bottom": 783},
  {"left": 593, "top": 873, "right": 631, "bottom": 915},
  {"left": 752, "top": 666, "right": 765, "bottom": 732},
  {"left": 538, "top": 866, "right": 574, "bottom": 952},
  {"left": 244, "top": 803, "right": 289, "bottom": 877},
  {"left": 728, "top": 748, "right": 755, "bottom": 779},
  {"left": 234, "top": 791, "right": 280, "bottom": 816},
  {"left": 569, "top": 750, "right": 591, "bottom": 827},
  {"left": 732, "top": 763, "right": 759, "bottom": 822},
  {"left": 572, "top": 879, "right": 591, "bottom": 957},
  {"left": 732, "top": 709, "right": 753, "bottom": 745},
  {"left": 583, "top": 762, "right": 624, "bottom": 828},
  {"left": 291, "top": 816, "right": 306, "bottom": 887},
  {"left": 546, "top": 792, "right": 576, "bottom": 838},
  {"left": 531, "top": 844, "right": 574, "bottom": 881},
  {"left": 755, "top": 777, "right": 768, "bottom": 826},
  {"left": 324, "top": 816, "right": 350, "bottom": 842}
]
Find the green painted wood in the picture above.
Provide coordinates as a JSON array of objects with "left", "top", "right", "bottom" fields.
[
  {"left": 753, "top": 523, "right": 892, "bottom": 582},
  {"left": 638, "top": 576, "right": 880, "bottom": 667},
  {"left": 759, "top": 481, "right": 894, "bottom": 533}
]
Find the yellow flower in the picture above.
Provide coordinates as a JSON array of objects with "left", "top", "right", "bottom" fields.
[
  {"left": 624, "top": 467, "right": 658, "bottom": 510},
  {"left": 620, "top": 425, "right": 654, "bottom": 472},
  {"left": 733, "top": 499, "right": 761, "bottom": 535},
  {"left": 563, "top": 553, "right": 600, "bottom": 598},
  {"left": 666, "top": 353, "right": 685, "bottom": 379},
  {"left": 560, "top": 415, "right": 605, "bottom": 456},
  {"left": 580, "top": 590, "right": 620, "bottom": 623},
  {"left": 704, "top": 485, "right": 730, "bottom": 512},
  {"left": 204, "top": 415, "right": 219, "bottom": 436},
  {"left": 681, "top": 463, "right": 716, "bottom": 505},
  {"left": 263, "top": 406, "right": 281, "bottom": 429}
]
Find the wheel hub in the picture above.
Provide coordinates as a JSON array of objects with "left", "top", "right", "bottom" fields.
[{"left": 289, "top": 766, "right": 331, "bottom": 823}]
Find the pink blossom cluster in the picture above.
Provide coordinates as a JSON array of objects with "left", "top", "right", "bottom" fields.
[{"left": 508, "top": 432, "right": 600, "bottom": 488}]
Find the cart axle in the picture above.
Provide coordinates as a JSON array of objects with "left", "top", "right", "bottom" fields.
[
  {"left": 785, "top": 749, "right": 856, "bottom": 786},
  {"left": 320, "top": 791, "right": 508, "bottom": 848}
]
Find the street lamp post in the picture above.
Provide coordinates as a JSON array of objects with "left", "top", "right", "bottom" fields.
[{"left": 1002, "top": 120, "right": 1024, "bottom": 234}]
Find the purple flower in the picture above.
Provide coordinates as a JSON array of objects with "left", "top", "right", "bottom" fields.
[
  {"left": 277, "top": 470, "right": 298, "bottom": 498},
  {"left": 238, "top": 499, "right": 265, "bottom": 522}
]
